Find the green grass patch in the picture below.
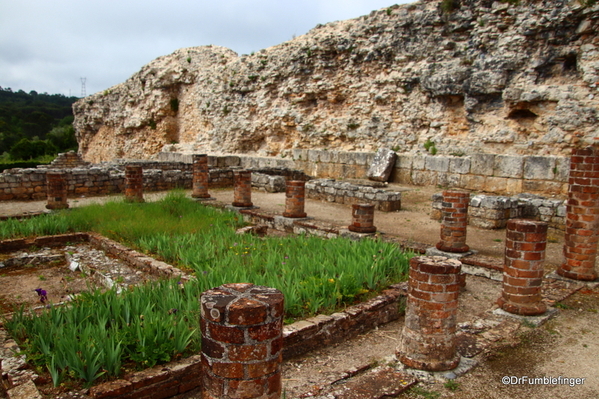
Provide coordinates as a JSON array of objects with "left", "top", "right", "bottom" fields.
[{"left": 5, "top": 279, "right": 201, "bottom": 388}]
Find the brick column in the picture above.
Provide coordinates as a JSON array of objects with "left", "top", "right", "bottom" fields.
[
  {"left": 436, "top": 190, "right": 470, "bottom": 253},
  {"left": 348, "top": 204, "right": 377, "bottom": 233},
  {"left": 498, "top": 219, "right": 548, "bottom": 316},
  {"left": 125, "top": 165, "right": 144, "bottom": 203},
  {"left": 201, "top": 283, "right": 284, "bottom": 399},
  {"left": 232, "top": 170, "right": 253, "bottom": 208},
  {"left": 192, "top": 154, "right": 212, "bottom": 199},
  {"left": 558, "top": 146, "right": 599, "bottom": 281},
  {"left": 46, "top": 172, "right": 69, "bottom": 210},
  {"left": 282, "top": 180, "right": 307, "bottom": 218},
  {"left": 398, "top": 256, "right": 461, "bottom": 371}
]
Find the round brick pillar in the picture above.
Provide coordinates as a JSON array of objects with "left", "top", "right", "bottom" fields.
[
  {"left": 498, "top": 219, "right": 548, "bottom": 316},
  {"left": 232, "top": 170, "right": 253, "bottom": 208},
  {"left": 398, "top": 256, "right": 461, "bottom": 371},
  {"left": 282, "top": 180, "right": 307, "bottom": 218},
  {"left": 436, "top": 190, "right": 470, "bottom": 253},
  {"left": 46, "top": 172, "right": 69, "bottom": 210},
  {"left": 201, "top": 283, "right": 284, "bottom": 399},
  {"left": 124, "top": 165, "right": 144, "bottom": 203},
  {"left": 348, "top": 203, "right": 377, "bottom": 233},
  {"left": 192, "top": 154, "right": 212, "bottom": 199},
  {"left": 558, "top": 146, "right": 599, "bottom": 281}
]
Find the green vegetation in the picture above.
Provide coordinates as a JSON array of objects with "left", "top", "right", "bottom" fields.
[
  {"left": 0, "top": 191, "right": 412, "bottom": 317},
  {"left": 440, "top": 0, "right": 458, "bottom": 14},
  {"left": 0, "top": 87, "right": 78, "bottom": 161},
  {"left": 1, "top": 191, "right": 412, "bottom": 388},
  {"left": 424, "top": 138, "right": 437, "bottom": 155},
  {"left": 444, "top": 380, "right": 460, "bottom": 391},
  {"left": 5, "top": 279, "right": 201, "bottom": 388}
]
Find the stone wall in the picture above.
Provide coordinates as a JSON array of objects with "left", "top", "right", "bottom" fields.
[
  {"left": 431, "top": 193, "right": 567, "bottom": 230},
  {"left": 306, "top": 178, "right": 402, "bottom": 212},
  {"left": 0, "top": 150, "right": 572, "bottom": 201},
  {"left": 290, "top": 149, "right": 570, "bottom": 195},
  {"left": 73, "top": 0, "right": 599, "bottom": 163}
]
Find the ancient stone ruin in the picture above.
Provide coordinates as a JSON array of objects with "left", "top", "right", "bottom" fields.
[{"left": 72, "top": 0, "right": 598, "bottom": 163}]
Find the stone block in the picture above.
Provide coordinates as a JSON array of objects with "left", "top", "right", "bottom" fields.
[
  {"left": 367, "top": 148, "right": 397, "bottom": 182},
  {"left": 411, "top": 170, "right": 437, "bottom": 186},
  {"left": 6, "top": 380, "right": 42, "bottom": 399},
  {"left": 494, "top": 155, "right": 523, "bottom": 178},
  {"left": 470, "top": 153, "right": 495, "bottom": 176},
  {"left": 425, "top": 155, "right": 449, "bottom": 172},
  {"left": 354, "top": 152, "right": 372, "bottom": 166},
  {"left": 506, "top": 179, "right": 523, "bottom": 194},
  {"left": 437, "top": 173, "right": 460, "bottom": 188},
  {"left": 412, "top": 154, "right": 426, "bottom": 170},
  {"left": 449, "top": 156, "right": 471, "bottom": 174},
  {"left": 554, "top": 157, "right": 570, "bottom": 182},
  {"left": 292, "top": 149, "right": 308, "bottom": 161},
  {"left": 523, "top": 156, "right": 556, "bottom": 180},
  {"left": 484, "top": 176, "right": 508, "bottom": 193},
  {"left": 395, "top": 154, "right": 413, "bottom": 170}
]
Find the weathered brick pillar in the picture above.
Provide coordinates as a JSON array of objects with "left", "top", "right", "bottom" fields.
[
  {"left": 348, "top": 203, "right": 377, "bottom": 233},
  {"left": 398, "top": 256, "right": 461, "bottom": 371},
  {"left": 192, "top": 154, "right": 212, "bottom": 199},
  {"left": 46, "top": 172, "right": 69, "bottom": 210},
  {"left": 498, "top": 219, "right": 548, "bottom": 315},
  {"left": 436, "top": 190, "right": 470, "bottom": 253},
  {"left": 232, "top": 170, "right": 253, "bottom": 208},
  {"left": 201, "top": 283, "right": 284, "bottom": 399},
  {"left": 282, "top": 180, "right": 307, "bottom": 218},
  {"left": 124, "top": 165, "right": 144, "bottom": 203},
  {"left": 558, "top": 146, "right": 599, "bottom": 281}
]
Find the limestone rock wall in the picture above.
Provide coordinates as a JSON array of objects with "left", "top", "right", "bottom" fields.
[{"left": 73, "top": 0, "right": 599, "bottom": 163}]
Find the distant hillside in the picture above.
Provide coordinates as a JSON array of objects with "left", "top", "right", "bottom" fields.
[
  {"left": 0, "top": 88, "right": 79, "bottom": 158},
  {"left": 73, "top": 0, "right": 599, "bottom": 163}
]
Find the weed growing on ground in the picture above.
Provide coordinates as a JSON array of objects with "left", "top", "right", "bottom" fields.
[{"left": 444, "top": 379, "right": 460, "bottom": 391}]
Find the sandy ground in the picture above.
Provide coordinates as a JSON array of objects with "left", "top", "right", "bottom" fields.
[{"left": 1, "top": 185, "right": 598, "bottom": 399}]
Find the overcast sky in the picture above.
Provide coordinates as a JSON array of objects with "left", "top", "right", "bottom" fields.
[{"left": 1, "top": 0, "right": 409, "bottom": 97}]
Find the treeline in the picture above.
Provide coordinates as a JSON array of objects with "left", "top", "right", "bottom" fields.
[{"left": 0, "top": 87, "right": 79, "bottom": 161}]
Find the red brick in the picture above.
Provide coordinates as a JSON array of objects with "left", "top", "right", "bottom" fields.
[
  {"left": 246, "top": 359, "right": 279, "bottom": 378},
  {"left": 209, "top": 323, "right": 245, "bottom": 344},
  {"left": 211, "top": 361, "right": 244, "bottom": 379},
  {"left": 228, "top": 298, "right": 268, "bottom": 325},
  {"left": 227, "top": 378, "right": 265, "bottom": 399},
  {"left": 248, "top": 320, "right": 282, "bottom": 341},
  {"left": 228, "top": 344, "right": 268, "bottom": 362}
]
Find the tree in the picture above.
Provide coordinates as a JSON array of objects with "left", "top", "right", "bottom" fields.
[{"left": 9, "top": 138, "right": 57, "bottom": 160}]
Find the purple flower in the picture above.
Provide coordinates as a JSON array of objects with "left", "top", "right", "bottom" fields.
[{"left": 35, "top": 288, "right": 48, "bottom": 303}]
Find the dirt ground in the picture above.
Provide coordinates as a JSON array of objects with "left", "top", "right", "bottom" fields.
[{"left": 1, "top": 184, "right": 598, "bottom": 398}]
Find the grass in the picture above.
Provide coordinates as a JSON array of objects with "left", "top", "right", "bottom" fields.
[
  {"left": 0, "top": 190, "right": 412, "bottom": 317},
  {"left": 1, "top": 190, "right": 413, "bottom": 386},
  {"left": 5, "top": 279, "right": 201, "bottom": 388}
]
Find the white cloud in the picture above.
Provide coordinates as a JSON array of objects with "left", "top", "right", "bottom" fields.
[{"left": 0, "top": 0, "right": 407, "bottom": 96}]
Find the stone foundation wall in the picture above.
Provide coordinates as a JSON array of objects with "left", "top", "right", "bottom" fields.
[
  {"left": 306, "top": 178, "right": 402, "bottom": 212},
  {"left": 0, "top": 150, "right": 572, "bottom": 202},
  {"left": 291, "top": 150, "right": 569, "bottom": 196},
  {"left": 431, "top": 193, "right": 567, "bottom": 230}
]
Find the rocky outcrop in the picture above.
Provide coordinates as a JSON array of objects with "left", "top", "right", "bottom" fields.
[{"left": 73, "top": 0, "right": 599, "bottom": 163}]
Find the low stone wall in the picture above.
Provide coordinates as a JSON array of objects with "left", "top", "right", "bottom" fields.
[
  {"left": 0, "top": 149, "right": 572, "bottom": 202},
  {"left": 306, "top": 179, "right": 402, "bottom": 212},
  {"left": 431, "top": 193, "right": 567, "bottom": 230},
  {"left": 289, "top": 150, "right": 570, "bottom": 196}
]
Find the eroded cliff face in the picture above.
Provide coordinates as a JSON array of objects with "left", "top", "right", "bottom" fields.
[{"left": 73, "top": 0, "right": 599, "bottom": 163}]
